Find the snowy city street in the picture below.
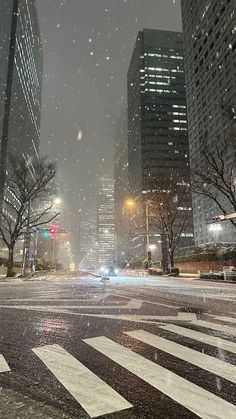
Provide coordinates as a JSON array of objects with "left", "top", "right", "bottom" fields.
[
  {"left": 1, "top": 0, "right": 236, "bottom": 417},
  {"left": 0, "top": 274, "right": 235, "bottom": 418}
]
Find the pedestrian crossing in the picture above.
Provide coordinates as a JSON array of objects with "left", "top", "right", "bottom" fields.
[
  {"left": 125, "top": 329, "right": 236, "bottom": 384},
  {"left": 160, "top": 323, "right": 236, "bottom": 354},
  {"left": 84, "top": 335, "right": 236, "bottom": 419},
  {"left": 0, "top": 316, "right": 236, "bottom": 418},
  {"left": 33, "top": 344, "right": 132, "bottom": 418},
  {"left": 0, "top": 354, "right": 10, "bottom": 373}
]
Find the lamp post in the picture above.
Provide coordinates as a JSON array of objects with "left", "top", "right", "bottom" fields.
[{"left": 124, "top": 197, "right": 150, "bottom": 260}]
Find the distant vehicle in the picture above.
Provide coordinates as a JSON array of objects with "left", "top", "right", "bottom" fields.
[{"left": 99, "top": 265, "right": 119, "bottom": 276}]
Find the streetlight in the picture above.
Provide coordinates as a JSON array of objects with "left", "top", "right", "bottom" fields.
[
  {"left": 54, "top": 197, "right": 62, "bottom": 206},
  {"left": 124, "top": 196, "right": 150, "bottom": 256},
  {"left": 125, "top": 199, "right": 136, "bottom": 208}
]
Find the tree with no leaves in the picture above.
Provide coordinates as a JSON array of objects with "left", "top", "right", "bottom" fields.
[
  {"left": 0, "top": 156, "right": 58, "bottom": 276},
  {"left": 191, "top": 105, "right": 236, "bottom": 227},
  {"left": 148, "top": 169, "right": 193, "bottom": 269}
]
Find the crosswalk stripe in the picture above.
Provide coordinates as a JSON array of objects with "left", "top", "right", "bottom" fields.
[
  {"left": 125, "top": 330, "right": 236, "bottom": 384},
  {"left": 191, "top": 320, "right": 236, "bottom": 336},
  {"left": 0, "top": 354, "right": 10, "bottom": 373},
  {"left": 210, "top": 315, "right": 236, "bottom": 325},
  {"left": 84, "top": 336, "right": 236, "bottom": 419},
  {"left": 160, "top": 324, "right": 236, "bottom": 354},
  {"left": 32, "top": 344, "right": 132, "bottom": 418}
]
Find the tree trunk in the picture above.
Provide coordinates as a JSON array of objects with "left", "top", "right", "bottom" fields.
[
  {"left": 161, "top": 232, "right": 169, "bottom": 274},
  {"left": 169, "top": 250, "right": 174, "bottom": 269},
  {"left": 6, "top": 245, "right": 15, "bottom": 277}
]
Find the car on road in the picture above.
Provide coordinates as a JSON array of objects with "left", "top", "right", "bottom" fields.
[{"left": 100, "top": 266, "right": 119, "bottom": 276}]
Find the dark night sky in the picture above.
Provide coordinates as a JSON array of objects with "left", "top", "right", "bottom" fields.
[{"left": 37, "top": 0, "right": 182, "bottom": 225}]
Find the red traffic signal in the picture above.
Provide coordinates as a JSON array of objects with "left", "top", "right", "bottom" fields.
[
  {"left": 213, "top": 215, "right": 225, "bottom": 222},
  {"left": 49, "top": 227, "right": 58, "bottom": 235}
]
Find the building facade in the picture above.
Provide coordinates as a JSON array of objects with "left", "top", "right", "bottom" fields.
[
  {"left": 114, "top": 110, "right": 131, "bottom": 265},
  {"left": 0, "top": 0, "right": 43, "bottom": 202},
  {"left": 97, "top": 177, "right": 115, "bottom": 265},
  {"left": 181, "top": 0, "right": 236, "bottom": 244},
  {"left": 127, "top": 29, "right": 193, "bottom": 257},
  {"left": 78, "top": 210, "right": 97, "bottom": 268}
]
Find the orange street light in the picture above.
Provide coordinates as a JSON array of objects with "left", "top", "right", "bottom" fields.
[{"left": 125, "top": 199, "right": 136, "bottom": 208}]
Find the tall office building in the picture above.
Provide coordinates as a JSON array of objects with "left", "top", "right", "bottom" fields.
[
  {"left": 114, "top": 110, "right": 130, "bottom": 265},
  {"left": 181, "top": 0, "right": 236, "bottom": 244},
  {"left": 78, "top": 210, "right": 97, "bottom": 268},
  {"left": 0, "top": 0, "right": 43, "bottom": 202},
  {"left": 127, "top": 29, "right": 193, "bottom": 255},
  {"left": 97, "top": 177, "right": 115, "bottom": 265},
  {"left": 128, "top": 29, "right": 190, "bottom": 195}
]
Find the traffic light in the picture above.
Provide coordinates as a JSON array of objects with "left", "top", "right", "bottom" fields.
[
  {"left": 212, "top": 215, "right": 225, "bottom": 222},
  {"left": 42, "top": 230, "right": 49, "bottom": 238},
  {"left": 49, "top": 227, "right": 58, "bottom": 235}
]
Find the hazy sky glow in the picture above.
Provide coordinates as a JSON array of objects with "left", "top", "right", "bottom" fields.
[{"left": 37, "top": 0, "right": 182, "bottom": 225}]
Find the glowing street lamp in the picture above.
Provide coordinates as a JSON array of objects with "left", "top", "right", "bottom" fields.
[
  {"left": 54, "top": 197, "right": 62, "bottom": 206},
  {"left": 125, "top": 199, "right": 136, "bottom": 208}
]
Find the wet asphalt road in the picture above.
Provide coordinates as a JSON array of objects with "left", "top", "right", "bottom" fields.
[{"left": 0, "top": 274, "right": 236, "bottom": 419}]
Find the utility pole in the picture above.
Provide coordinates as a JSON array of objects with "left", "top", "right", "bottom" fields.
[
  {"left": 161, "top": 229, "right": 169, "bottom": 274},
  {"left": 32, "top": 228, "right": 39, "bottom": 273},
  {"left": 145, "top": 201, "right": 150, "bottom": 268},
  {"left": 145, "top": 201, "right": 150, "bottom": 252},
  {"left": 22, "top": 200, "right": 31, "bottom": 276}
]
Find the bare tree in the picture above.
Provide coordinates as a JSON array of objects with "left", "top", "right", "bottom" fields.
[
  {"left": 191, "top": 105, "right": 236, "bottom": 227},
  {"left": 148, "top": 170, "right": 193, "bottom": 269},
  {"left": 0, "top": 156, "right": 58, "bottom": 276}
]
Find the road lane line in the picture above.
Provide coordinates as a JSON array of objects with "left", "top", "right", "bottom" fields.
[
  {"left": 191, "top": 320, "right": 236, "bottom": 336},
  {"left": 160, "top": 324, "right": 236, "bottom": 354},
  {"left": 0, "top": 300, "right": 142, "bottom": 311},
  {"left": 84, "top": 336, "right": 236, "bottom": 419},
  {"left": 0, "top": 295, "right": 110, "bottom": 303},
  {"left": 0, "top": 354, "right": 10, "bottom": 373},
  {"left": 32, "top": 344, "right": 132, "bottom": 418},
  {"left": 125, "top": 330, "right": 236, "bottom": 384}
]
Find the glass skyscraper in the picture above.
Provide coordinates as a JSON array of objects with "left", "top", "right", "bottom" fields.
[
  {"left": 97, "top": 177, "right": 115, "bottom": 265},
  {"left": 127, "top": 29, "right": 193, "bottom": 256},
  {"left": 128, "top": 29, "right": 190, "bottom": 196},
  {"left": 0, "top": 0, "right": 43, "bottom": 203},
  {"left": 181, "top": 0, "right": 236, "bottom": 244}
]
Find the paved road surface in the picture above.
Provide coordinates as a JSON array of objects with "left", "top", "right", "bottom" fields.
[{"left": 0, "top": 274, "right": 235, "bottom": 418}]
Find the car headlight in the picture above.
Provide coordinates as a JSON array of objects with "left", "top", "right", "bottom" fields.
[
  {"left": 104, "top": 268, "right": 109, "bottom": 275},
  {"left": 114, "top": 268, "right": 119, "bottom": 275},
  {"left": 100, "top": 266, "right": 105, "bottom": 273}
]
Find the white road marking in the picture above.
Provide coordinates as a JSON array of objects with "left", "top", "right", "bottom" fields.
[
  {"left": 33, "top": 344, "right": 132, "bottom": 418},
  {"left": 84, "top": 336, "right": 236, "bottom": 419},
  {"left": 0, "top": 294, "right": 110, "bottom": 303},
  {"left": 0, "top": 354, "right": 10, "bottom": 373},
  {"left": 67, "top": 312, "right": 197, "bottom": 323},
  {"left": 192, "top": 320, "right": 236, "bottom": 336},
  {"left": 0, "top": 299, "right": 142, "bottom": 312},
  {"left": 125, "top": 330, "right": 236, "bottom": 384},
  {"left": 160, "top": 324, "right": 236, "bottom": 354},
  {"left": 117, "top": 292, "right": 180, "bottom": 309},
  {"left": 209, "top": 315, "right": 236, "bottom": 325}
]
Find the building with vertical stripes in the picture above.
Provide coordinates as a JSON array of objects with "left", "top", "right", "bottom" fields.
[{"left": 181, "top": 0, "right": 236, "bottom": 244}]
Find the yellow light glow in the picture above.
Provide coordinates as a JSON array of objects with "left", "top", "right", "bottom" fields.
[{"left": 125, "top": 199, "right": 135, "bottom": 207}]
